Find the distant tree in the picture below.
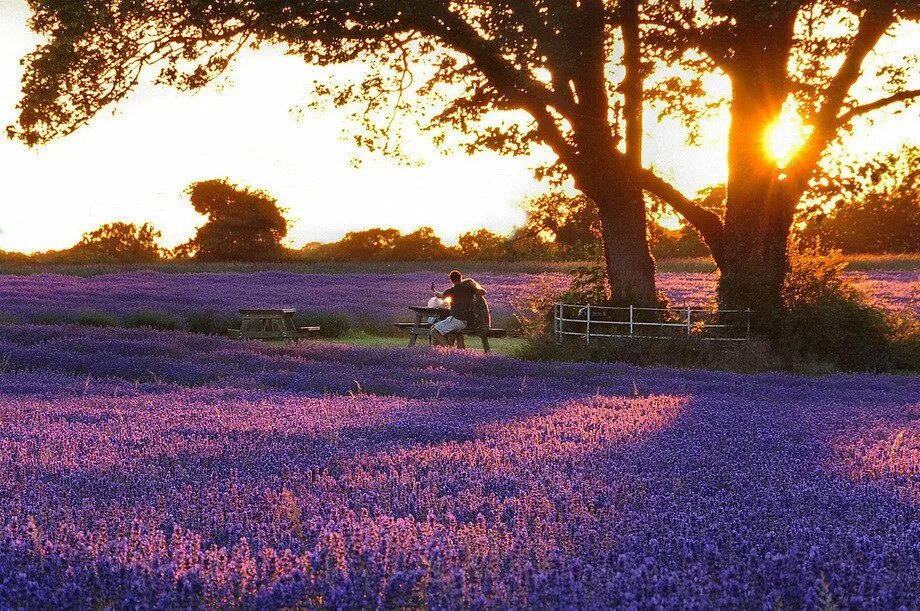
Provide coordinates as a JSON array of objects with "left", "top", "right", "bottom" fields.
[
  {"left": 327, "top": 228, "right": 402, "bottom": 261},
  {"left": 800, "top": 146, "right": 920, "bottom": 253},
  {"left": 73, "top": 222, "right": 164, "bottom": 263},
  {"left": 0, "top": 250, "right": 32, "bottom": 264},
  {"left": 181, "top": 179, "right": 288, "bottom": 261},
  {"left": 458, "top": 229, "right": 507, "bottom": 260},
  {"left": 521, "top": 194, "right": 602, "bottom": 260},
  {"left": 648, "top": 225, "right": 710, "bottom": 259},
  {"left": 391, "top": 227, "right": 453, "bottom": 261}
]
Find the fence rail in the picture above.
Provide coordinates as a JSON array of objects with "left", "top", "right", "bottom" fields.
[{"left": 553, "top": 303, "right": 753, "bottom": 342}]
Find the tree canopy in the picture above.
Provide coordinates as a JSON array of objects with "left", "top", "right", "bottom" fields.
[
  {"left": 180, "top": 179, "right": 288, "bottom": 261},
  {"left": 8, "top": 0, "right": 919, "bottom": 309},
  {"left": 800, "top": 145, "right": 920, "bottom": 253},
  {"left": 69, "top": 221, "right": 164, "bottom": 263}
]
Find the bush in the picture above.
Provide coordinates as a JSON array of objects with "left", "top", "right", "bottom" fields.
[
  {"left": 75, "top": 310, "right": 120, "bottom": 327},
  {"left": 122, "top": 310, "right": 183, "bottom": 331},
  {"left": 185, "top": 311, "right": 238, "bottom": 335},
  {"left": 776, "top": 242, "right": 918, "bottom": 372}
]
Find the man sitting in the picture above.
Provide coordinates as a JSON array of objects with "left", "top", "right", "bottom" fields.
[{"left": 430, "top": 270, "right": 486, "bottom": 347}]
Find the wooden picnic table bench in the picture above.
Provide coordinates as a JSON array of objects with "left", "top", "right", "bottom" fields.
[
  {"left": 229, "top": 309, "right": 320, "bottom": 341},
  {"left": 396, "top": 306, "right": 506, "bottom": 353}
]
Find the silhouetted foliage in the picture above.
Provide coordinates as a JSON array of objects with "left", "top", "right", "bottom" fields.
[
  {"left": 391, "top": 227, "right": 453, "bottom": 261},
  {"left": 302, "top": 226, "right": 453, "bottom": 261},
  {"left": 521, "top": 194, "right": 601, "bottom": 260},
  {"left": 73, "top": 222, "right": 164, "bottom": 263},
  {"left": 800, "top": 146, "right": 920, "bottom": 253},
  {"left": 179, "top": 179, "right": 288, "bottom": 262},
  {"left": 457, "top": 229, "right": 507, "bottom": 260},
  {"left": 10, "top": 0, "right": 918, "bottom": 309}
]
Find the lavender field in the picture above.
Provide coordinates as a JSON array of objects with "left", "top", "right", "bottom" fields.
[
  {"left": 0, "top": 323, "right": 917, "bottom": 606},
  {"left": 0, "top": 270, "right": 916, "bottom": 332}
]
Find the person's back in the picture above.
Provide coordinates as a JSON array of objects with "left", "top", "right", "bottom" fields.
[
  {"left": 443, "top": 280, "right": 476, "bottom": 323},
  {"left": 430, "top": 270, "right": 487, "bottom": 346}
]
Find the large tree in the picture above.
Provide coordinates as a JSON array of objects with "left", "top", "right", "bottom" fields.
[
  {"left": 8, "top": 0, "right": 917, "bottom": 310},
  {"left": 7, "top": 0, "right": 720, "bottom": 305},
  {"left": 642, "top": 0, "right": 920, "bottom": 310}
]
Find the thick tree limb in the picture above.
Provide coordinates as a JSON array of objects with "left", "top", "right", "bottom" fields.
[
  {"left": 834, "top": 88, "right": 920, "bottom": 127},
  {"left": 420, "top": 9, "right": 580, "bottom": 168},
  {"left": 637, "top": 168, "right": 725, "bottom": 267},
  {"left": 788, "top": 8, "right": 896, "bottom": 194}
]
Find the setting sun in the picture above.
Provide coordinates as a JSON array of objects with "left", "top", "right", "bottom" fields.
[{"left": 764, "top": 101, "right": 811, "bottom": 168}]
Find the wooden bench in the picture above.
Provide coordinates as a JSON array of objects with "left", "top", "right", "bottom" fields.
[
  {"left": 394, "top": 321, "right": 506, "bottom": 353},
  {"left": 229, "top": 309, "right": 320, "bottom": 341}
]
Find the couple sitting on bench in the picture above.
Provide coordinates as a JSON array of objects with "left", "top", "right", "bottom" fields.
[{"left": 429, "top": 270, "right": 489, "bottom": 347}]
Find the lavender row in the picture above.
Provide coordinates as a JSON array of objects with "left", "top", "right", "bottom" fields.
[
  {"left": 0, "top": 323, "right": 917, "bottom": 607},
  {"left": 0, "top": 270, "right": 914, "bottom": 332}
]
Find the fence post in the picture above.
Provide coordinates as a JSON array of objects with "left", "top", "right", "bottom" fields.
[
  {"left": 686, "top": 305, "right": 692, "bottom": 336},
  {"left": 553, "top": 303, "right": 558, "bottom": 341},
  {"left": 629, "top": 304, "right": 634, "bottom": 337},
  {"left": 745, "top": 308, "right": 751, "bottom": 339},
  {"left": 585, "top": 304, "right": 591, "bottom": 344}
]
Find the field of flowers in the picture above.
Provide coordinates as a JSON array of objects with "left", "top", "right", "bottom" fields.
[
  {"left": 0, "top": 270, "right": 915, "bottom": 332},
  {"left": 0, "top": 323, "right": 917, "bottom": 607}
]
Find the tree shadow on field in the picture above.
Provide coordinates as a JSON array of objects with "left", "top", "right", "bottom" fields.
[
  {"left": 1, "top": 390, "right": 688, "bottom": 607},
  {"left": 572, "top": 390, "right": 920, "bottom": 608}
]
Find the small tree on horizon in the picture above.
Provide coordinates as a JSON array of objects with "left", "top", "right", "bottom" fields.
[
  {"left": 180, "top": 179, "right": 288, "bottom": 262},
  {"left": 73, "top": 221, "right": 164, "bottom": 263}
]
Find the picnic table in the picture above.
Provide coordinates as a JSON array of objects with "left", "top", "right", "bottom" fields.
[
  {"left": 395, "top": 306, "right": 506, "bottom": 353},
  {"left": 229, "top": 309, "right": 320, "bottom": 341}
]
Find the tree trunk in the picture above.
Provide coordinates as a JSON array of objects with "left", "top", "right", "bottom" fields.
[
  {"left": 719, "top": 190, "right": 793, "bottom": 316},
  {"left": 594, "top": 183, "right": 658, "bottom": 306},
  {"left": 718, "top": 72, "right": 793, "bottom": 315}
]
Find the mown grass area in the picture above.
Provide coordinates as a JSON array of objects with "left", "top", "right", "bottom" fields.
[
  {"left": 0, "top": 254, "right": 915, "bottom": 276},
  {"left": 324, "top": 329, "right": 528, "bottom": 356}
]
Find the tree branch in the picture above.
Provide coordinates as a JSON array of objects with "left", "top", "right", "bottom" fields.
[
  {"left": 636, "top": 168, "right": 725, "bottom": 267},
  {"left": 420, "top": 8, "right": 580, "bottom": 167},
  {"left": 787, "top": 7, "right": 896, "bottom": 194},
  {"left": 834, "top": 88, "right": 920, "bottom": 127}
]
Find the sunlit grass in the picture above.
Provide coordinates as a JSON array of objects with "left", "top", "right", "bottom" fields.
[{"left": 329, "top": 329, "right": 527, "bottom": 356}]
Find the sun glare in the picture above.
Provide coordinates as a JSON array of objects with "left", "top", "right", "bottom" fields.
[{"left": 764, "top": 101, "right": 811, "bottom": 168}]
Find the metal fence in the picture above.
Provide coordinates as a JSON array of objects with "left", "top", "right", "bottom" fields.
[{"left": 553, "top": 303, "right": 754, "bottom": 342}]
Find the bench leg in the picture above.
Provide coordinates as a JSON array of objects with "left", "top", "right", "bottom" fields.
[{"left": 481, "top": 335, "right": 491, "bottom": 353}]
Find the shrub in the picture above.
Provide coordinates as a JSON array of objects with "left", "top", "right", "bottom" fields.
[
  {"left": 75, "top": 310, "right": 119, "bottom": 327},
  {"left": 122, "top": 310, "right": 183, "bottom": 331},
  {"left": 509, "top": 274, "right": 563, "bottom": 336},
  {"left": 185, "top": 311, "right": 238, "bottom": 335},
  {"left": 777, "top": 241, "right": 917, "bottom": 372}
]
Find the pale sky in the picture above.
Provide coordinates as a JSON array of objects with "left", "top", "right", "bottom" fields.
[{"left": 0, "top": 0, "right": 917, "bottom": 253}]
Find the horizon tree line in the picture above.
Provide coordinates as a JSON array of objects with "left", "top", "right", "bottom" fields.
[{"left": 2, "top": 148, "right": 916, "bottom": 265}]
